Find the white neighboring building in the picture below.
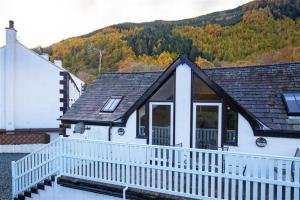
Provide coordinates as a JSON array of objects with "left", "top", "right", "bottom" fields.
[{"left": 0, "top": 21, "right": 84, "bottom": 134}]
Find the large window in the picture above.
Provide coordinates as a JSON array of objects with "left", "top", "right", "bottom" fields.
[
  {"left": 192, "top": 73, "right": 220, "bottom": 100},
  {"left": 137, "top": 74, "right": 175, "bottom": 139},
  {"left": 150, "top": 104, "right": 172, "bottom": 146},
  {"left": 195, "top": 105, "right": 219, "bottom": 149},
  {"left": 224, "top": 106, "right": 238, "bottom": 146},
  {"left": 150, "top": 74, "right": 175, "bottom": 101},
  {"left": 137, "top": 105, "right": 146, "bottom": 138}
]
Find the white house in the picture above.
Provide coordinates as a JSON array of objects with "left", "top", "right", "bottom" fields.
[
  {"left": 61, "top": 54, "right": 300, "bottom": 157},
  {"left": 12, "top": 55, "right": 300, "bottom": 200},
  {"left": 0, "top": 21, "right": 84, "bottom": 135}
]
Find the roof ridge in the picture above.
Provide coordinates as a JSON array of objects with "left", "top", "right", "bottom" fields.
[
  {"left": 100, "top": 71, "right": 164, "bottom": 74},
  {"left": 203, "top": 61, "right": 300, "bottom": 70}
]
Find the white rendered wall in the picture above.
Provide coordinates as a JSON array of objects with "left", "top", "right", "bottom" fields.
[
  {"left": 227, "top": 114, "right": 300, "bottom": 157},
  {"left": 175, "top": 64, "right": 191, "bottom": 148},
  {"left": 110, "top": 111, "right": 146, "bottom": 144},
  {"left": 13, "top": 43, "right": 62, "bottom": 129},
  {"left": 67, "top": 111, "right": 147, "bottom": 145},
  {"left": 0, "top": 47, "right": 5, "bottom": 129},
  {"left": 4, "top": 28, "right": 17, "bottom": 130},
  {"left": 68, "top": 79, "right": 80, "bottom": 107},
  {"left": 0, "top": 25, "right": 83, "bottom": 131}
]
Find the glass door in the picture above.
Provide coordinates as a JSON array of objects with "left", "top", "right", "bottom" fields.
[
  {"left": 149, "top": 102, "right": 173, "bottom": 146},
  {"left": 193, "top": 103, "right": 222, "bottom": 149}
]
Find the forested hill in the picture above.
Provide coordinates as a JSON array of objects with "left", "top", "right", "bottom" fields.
[{"left": 34, "top": 0, "right": 300, "bottom": 84}]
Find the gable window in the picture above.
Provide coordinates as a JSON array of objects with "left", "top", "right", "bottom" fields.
[
  {"left": 150, "top": 74, "right": 175, "bottom": 101},
  {"left": 137, "top": 105, "right": 146, "bottom": 138},
  {"left": 101, "top": 96, "right": 122, "bottom": 112},
  {"left": 136, "top": 73, "right": 175, "bottom": 139},
  {"left": 283, "top": 93, "right": 300, "bottom": 115},
  {"left": 224, "top": 106, "right": 238, "bottom": 146},
  {"left": 192, "top": 73, "right": 220, "bottom": 100}
]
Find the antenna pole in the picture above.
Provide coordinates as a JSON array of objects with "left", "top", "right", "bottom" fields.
[{"left": 99, "top": 49, "right": 104, "bottom": 73}]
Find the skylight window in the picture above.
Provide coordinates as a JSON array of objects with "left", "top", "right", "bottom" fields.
[
  {"left": 101, "top": 96, "right": 122, "bottom": 112},
  {"left": 282, "top": 93, "right": 300, "bottom": 115}
]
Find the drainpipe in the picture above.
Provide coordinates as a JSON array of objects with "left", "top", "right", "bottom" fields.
[
  {"left": 108, "top": 123, "right": 113, "bottom": 141},
  {"left": 123, "top": 186, "right": 129, "bottom": 200}
]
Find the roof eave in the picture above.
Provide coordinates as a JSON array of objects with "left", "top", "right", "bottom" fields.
[
  {"left": 60, "top": 118, "right": 126, "bottom": 127},
  {"left": 254, "top": 129, "right": 300, "bottom": 139}
]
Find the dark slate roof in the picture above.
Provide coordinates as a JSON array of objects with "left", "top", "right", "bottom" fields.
[
  {"left": 61, "top": 72, "right": 161, "bottom": 123},
  {"left": 61, "top": 61, "right": 300, "bottom": 132},
  {"left": 204, "top": 63, "right": 300, "bottom": 131}
]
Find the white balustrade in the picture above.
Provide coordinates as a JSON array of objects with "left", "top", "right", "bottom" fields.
[{"left": 12, "top": 137, "right": 300, "bottom": 200}]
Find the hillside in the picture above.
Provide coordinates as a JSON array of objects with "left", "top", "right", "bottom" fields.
[{"left": 34, "top": 0, "right": 300, "bottom": 84}]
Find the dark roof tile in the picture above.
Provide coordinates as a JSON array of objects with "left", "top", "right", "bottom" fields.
[
  {"left": 204, "top": 62, "right": 300, "bottom": 131},
  {"left": 61, "top": 72, "right": 161, "bottom": 122}
]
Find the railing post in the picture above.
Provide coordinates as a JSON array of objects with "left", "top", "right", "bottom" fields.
[
  {"left": 60, "top": 135, "right": 64, "bottom": 175},
  {"left": 217, "top": 148, "right": 222, "bottom": 199},
  {"left": 11, "top": 161, "right": 16, "bottom": 198}
]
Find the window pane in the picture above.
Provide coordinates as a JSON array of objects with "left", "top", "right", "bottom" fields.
[
  {"left": 224, "top": 106, "right": 238, "bottom": 145},
  {"left": 152, "top": 105, "right": 171, "bottom": 146},
  {"left": 101, "top": 97, "right": 122, "bottom": 112},
  {"left": 151, "top": 74, "right": 175, "bottom": 101},
  {"left": 138, "top": 105, "right": 146, "bottom": 137},
  {"left": 103, "top": 99, "right": 115, "bottom": 111},
  {"left": 109, "top": 98, "right": 121, "bottom": 111},
  {"left": 195, "top": 105, "right": 218, "bottom": 149},
  {"left": 283, "top": 93, "right": 300, "bottom": 114},
  {"left": 193, "top": 74, "right": 220, "bottom": 100}
]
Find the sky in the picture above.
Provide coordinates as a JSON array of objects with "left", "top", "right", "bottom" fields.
[{"left": 0, "top": 0, "right": 252, "bottom": 48}]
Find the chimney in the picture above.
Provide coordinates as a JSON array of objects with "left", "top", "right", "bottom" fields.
[
  {"left": 9, "top": 20, "right": 14, "bottom": 29},
  {"left": 4, "top": 20, "right": 17, "bottom": 131}
]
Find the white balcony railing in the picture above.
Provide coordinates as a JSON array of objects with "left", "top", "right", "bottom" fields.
[{"left": 12, "top": 137, "right": 300, "bottom": 200}]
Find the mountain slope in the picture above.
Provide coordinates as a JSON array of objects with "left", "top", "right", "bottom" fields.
[{"left": 35, "top": 0, "right": 300, "bottom": 84}]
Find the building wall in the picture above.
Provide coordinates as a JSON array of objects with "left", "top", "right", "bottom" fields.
[
  {"left": 67, "top": 111, "right": 147, "bottom": 145},
  {"left": 0, "top": 40, "right": 83, "bottom": 131},
  {"left": 14, "top": 43, "right": 62, "bottom": 129},
  {"left": 175, "top": 64, "right": 191, "bottom": 148},
  {"left": 68, "top": 78, "right": 81, "bottom": 107},
  {"left": 0, "top": 47, "right": 5, "bottom": 130},
  {"left": 227, "top": 114, "right": 300, "bottom": 156}
]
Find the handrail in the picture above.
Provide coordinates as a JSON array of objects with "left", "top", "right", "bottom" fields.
[
  {"left": 11, "top": 137, "right": 62, "bottom": 197},
  {"left": 14, "top": 137, "right": 62, "bottom": 164}
]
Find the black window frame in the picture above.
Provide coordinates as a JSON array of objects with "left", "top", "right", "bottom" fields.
[
  {"left": 100, "top": 96, "right": 123, "bottom": 113},
  {"left": 136, "top": 72, "right": 176, "bottom": 141},
  {"left": 136, "top": 104, "right": 147, "bottom": 139},
  {"left": 223, "top": 104, "right": 238, "bottom": 146}
]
